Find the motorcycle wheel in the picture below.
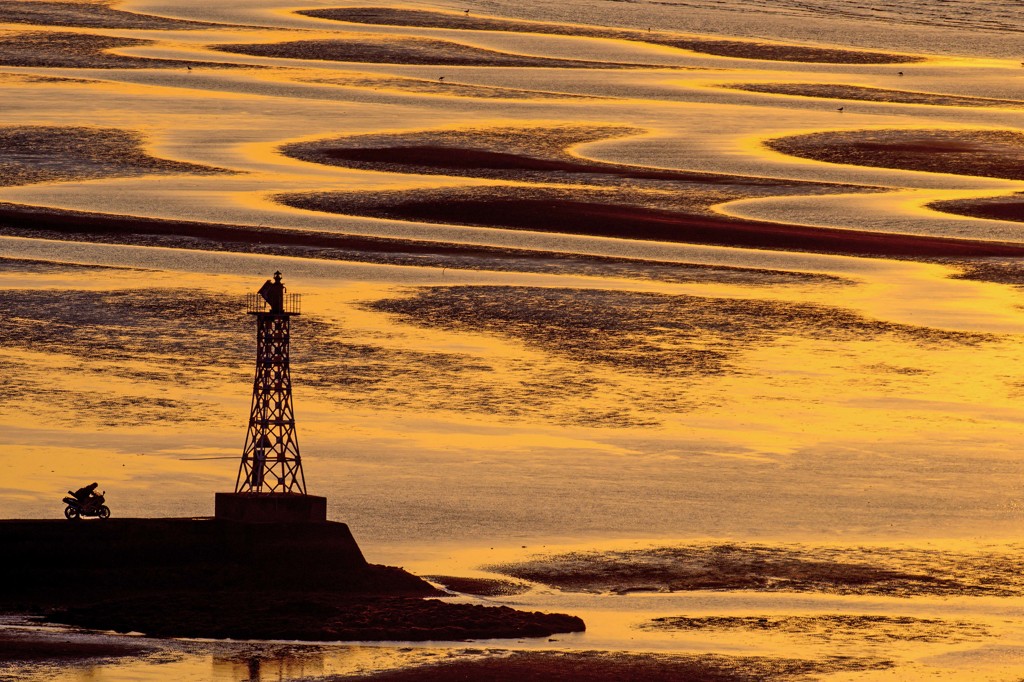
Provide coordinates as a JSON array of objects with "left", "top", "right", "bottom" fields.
[
  {"left": 64, "top": 506, "right": 79, "bottom": 520},
  {"left": 97, "top": 505, "right": 110, "bottom": 520}
]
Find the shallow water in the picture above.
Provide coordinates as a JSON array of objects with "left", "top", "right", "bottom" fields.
[{"left": 3, "top": 0, "right": 1024, "bottom": 679}]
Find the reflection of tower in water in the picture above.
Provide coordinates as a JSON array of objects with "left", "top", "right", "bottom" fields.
[
  {"left": 236, "top": 271, "right": 305, "bottom": 494},
  {"left": 210, "top": 650, "right": 328, "bottom": 681}
]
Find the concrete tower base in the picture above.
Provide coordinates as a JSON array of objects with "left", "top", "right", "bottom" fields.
[{"left": 215, "top": 492, "right": 327, "bottom": 523}]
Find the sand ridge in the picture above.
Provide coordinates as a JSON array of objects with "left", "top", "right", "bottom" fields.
[
  {"left": 0, "top": 204, "right": 843, "bottom": 285},
  {"left": 728, "top": 82, "right": 1024, "bottom": 109},
  {"left": 300, "top": 7, "right": 921, "bottom": 64},
  {"left": 0, "top": 29, "right": 253, "bottom": 69},
  {"left": 212, "top": 34, "right": 689, "bottom": 69},
  {"left": 279, "top": 185, "right": 1024, "bottom": 258},
  {"left": 0, "top": 126, "right": 234, "bottom": 186},
  {"left": 489, "top": 542, "right": 1024, "bottom": 597},
  {"left": 0, "top": 0, "right": 235, "bottom": 30},
  {"left": 766, "top": 128, "right": 1024, "bottom": 181}
]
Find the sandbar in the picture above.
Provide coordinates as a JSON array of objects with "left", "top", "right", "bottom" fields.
[
  {"left": 213, "top": 36, "right": 679, "bottom": 69},
  {"left": 301, "top": 7, "right": 920, "bottom": 64},
  {"left": 728, "top": 82, "right": 1024, "bottom": 108},
  {"left": 767, "top": 128, "right": 1024, "bottom": 181}
]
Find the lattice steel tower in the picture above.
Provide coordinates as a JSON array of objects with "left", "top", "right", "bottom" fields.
[{"left": 235, "top": 271, "right": 307, "bottom": 494}]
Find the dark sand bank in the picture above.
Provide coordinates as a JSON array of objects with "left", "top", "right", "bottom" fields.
[
  {"left": 276, "top": 125, "right": 1024, "bottom": 258},
  {"left": 0, "top": 282, "right": 679, "bottom": 429},
  {"left": 53, "top": 594, "right": 584, "bottom": 641},
  {"left": 0, "top": 255, "right": 138, "bottom": 273},
  {"left": 490, "top": 543, "right": 1024, "bottom": 597},
  {"left": 0, "top": 71, "right": 98, "bottom": 84},
  {"left": 426, "top": 576, "right": 532, "bottom": 597},
  {"left": 0, "top": 285, "right": 246, "bottom": 427},
  {"left": 300, "top": 7, "right": 920, "bottom": 64},
  {"left": 0, "top": 281, "right": 692, "bottom": 429},
  {"left": 729, "top": 82, "right": 1024, "bottom": 108},
  {"left": 931, "top": 193, "right": 1024, "bottom": 224},
  {"left": 0, "top": 126, "right": 232, "bottom": 187},
  {"left": 279, "top": 125, "right": 838, "bottom": 188},
  {"left": 0, "top": 30, "right": 248, "bottom": 69},
  {"left": 341, "top": 650, "right": 889, "bottom": 681},
  {"left": 213, "top": 36, "right": 679, "bottom": 69},
  {"left": 939, "top": 256, "right": 1024, "bottom": 288},
  {"left": 0, "top": 203, "right": 844, "bottom": 286},
  {"left": 0, "top": 0, "right": 227, "bottom": 30},
  {"left": 370, "top": 286, "right": 990, "bottom": 379},
  {"left": 299, "top": 72, "right": 596, "bottom": 100},
  {"left": 0, "top": 519, "right": 584, "bottom": 641},
  {"left": 0, "top": 629, "right": 157, "bottom": 662},
  {"left": 279, "top": 186, "right": 1024, "bottom": 258},
  {"left": 641, "top": 615, "right": 990, "bottom": 643},
  {"left": 767, "top": 129, "right": 1024, "bottom": 180}
]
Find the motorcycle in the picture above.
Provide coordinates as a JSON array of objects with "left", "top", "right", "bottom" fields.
[{"left": 63, "top": 491, "right": 110, "bottom": 520}]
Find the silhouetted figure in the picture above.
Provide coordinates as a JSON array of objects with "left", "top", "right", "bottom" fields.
[
  {"left": 63, "top": 483, "right": 110, "bottom": 519},
  {"left": 897, "top": 71, "right": 903, "bottom": 76},
  {"left": 837, "top": 106, "right": 844, "bottom": 112},
  {"left": 257, "top": 272, "right": 285, "bottom": 313},
  {"left": 73, "top": 482, "right": 99, "bottom": 509},
  {"left": 464, "top": 9, "right": 470, "bottom": 16},
  {"left": 438, "top": 75, "right": 445, "bottom": 81}
]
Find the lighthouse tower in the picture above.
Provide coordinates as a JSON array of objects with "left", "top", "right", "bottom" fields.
[
  {"left": 215, "top": 272, "right": 327, "bottom": 523},
  {"left": 236, "top": 271, "right": 305, "bottom": 494}
]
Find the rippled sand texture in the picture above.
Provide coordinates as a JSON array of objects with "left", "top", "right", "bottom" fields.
[{"left": 4, "top": 0, "right": 1024, "bottom": 679}]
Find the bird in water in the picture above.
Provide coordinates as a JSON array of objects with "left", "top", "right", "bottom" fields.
[
  {"left": 465, "top": 9, "right": 470, "bottom": 15},
  {"left": 898, "top": 71, "right": 904, "bottom": 76},
  {"left": 186, "top": 64, "right": 192, "bottom": 71},
  {"left": 837, "top": 106, "right": 844, "bottom": 112},
  {"left": 438, "top": 76, "right": 445, "bottom": 81}
]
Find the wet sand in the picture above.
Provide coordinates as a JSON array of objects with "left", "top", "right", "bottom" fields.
[
  {"left": 275, "top": 126, "right": 1024, "bottom": 258},
  {"left": 371, "top": 286, "right": 991, "bottom": 379},
  {"left": 302, "top": 7, "right": 919, "bottom": 64},
  {"left": 0, "top": 126, "right": 232, "bottom": 187},
  {"left": 728, "top": 83, "right": 1024, "bottom": 108},
  {"left": 280, "top": 186, "right": 1024, "bottom": 258},
  {"left": 766, "top": 129, "right": 1024, "bottom": 181},
  {"left": 213, "top": 36, "right": 681, "bottom": 69},
  {"left": 344, "top": 649, "right": 888, "bottom": 681},
  {"left": 297, "top": 72, "right": 597, "bottom": 100},
  {"left": 51, "top": 594, "right": 584, "bottom": 641},
  {"left": 0, "top": 204, "right": 844, "bottom": 285},
  {"left": 278, "top": 125, "right": 836, "bottom": 188},
  {"left": 490, "top": 543, "right": 1024, "bottom": 597},
  {"left": 426, "top": 576, "right": 532, "bottom": 597},
  {"left": 0, "top": 30, "right": 246, "bottom": 69},
  {"left": 641, "top": 614, "right": 990, "bottom": 643},
  {"left": 931, "top": 194, "right": 1024, "bottom": 224},
  {"left": 0, "top": 0, "right": 227, "bottom": 30},
  {"left": 0, "top": 629, "right": 155, "bottom": 662}
]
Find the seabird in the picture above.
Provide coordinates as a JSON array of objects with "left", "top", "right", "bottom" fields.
[
  {"left": 837, "top": 106, "right": 844, "bottom": 112},
  {"left": 897, "top": 71, "right": 903, "bottom": 76},
  {"left": 438, "top": 75, "right": 445, "bottom": 81}
]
